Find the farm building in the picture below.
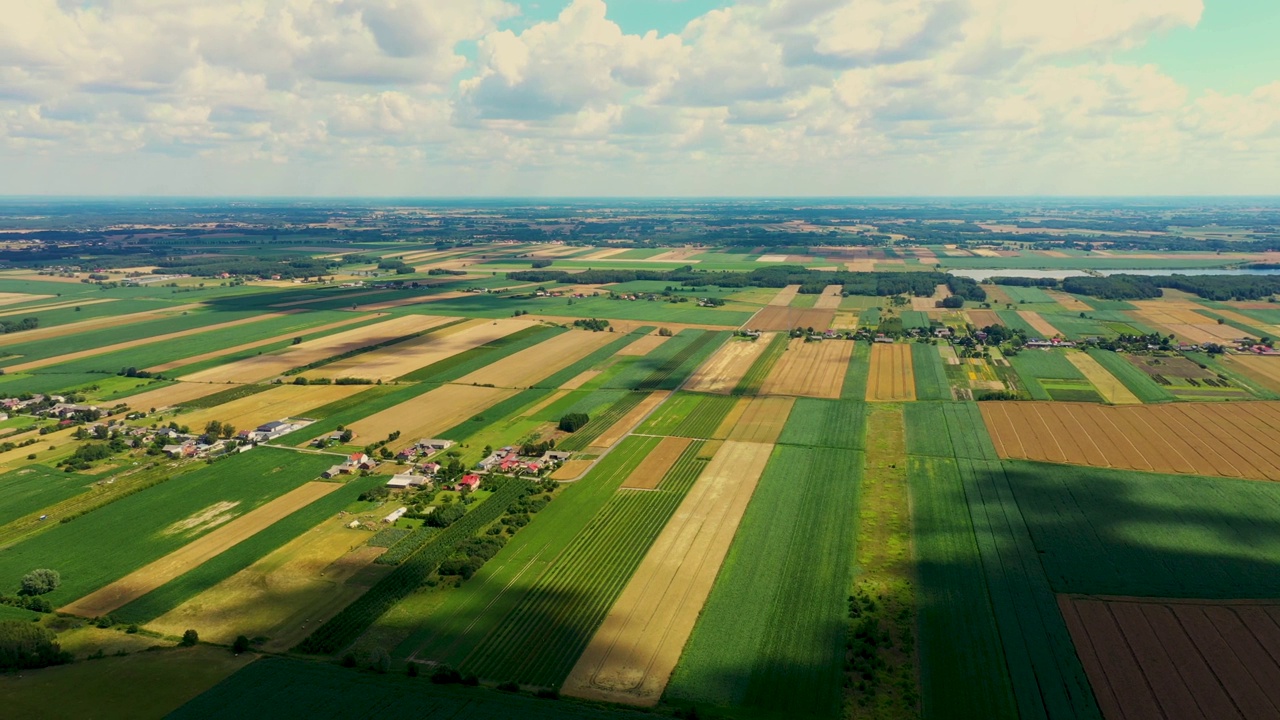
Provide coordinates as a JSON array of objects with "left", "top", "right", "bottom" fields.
[
  {"left": 383, "top": 507, "right": 408, "bottom": 524},
  {"left": 386, "top": 473, "right": 429, "bottom": 489}
]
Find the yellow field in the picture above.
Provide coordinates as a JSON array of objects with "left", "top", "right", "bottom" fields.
[
  {"left": 683, "top": 337, "right": 770, "bottom": 394},
  {"left": 61, "top": 482, "right": 341, "bottom": 619},
  {"left": 615, "top": 333, "right": 670, "bottom": 356},
  {"left": 1017, "top": 311, "right": 1061, "bottom": 338},
  {"left": 621, "top": 436, "right": 692, "bottom": 490},
  {"left": 455, "top": 330, "right": 616, "bottom": 388},
  {"left": 561, "top": 370, "right": 601, "bottom": 389},
  {"left": 0, "top": 291, "right": 53, "bottom": 306},
  {"left": 563, "top": 440, "right": 775, "bottom": 706},
  {"left": 120, "top": 382, "right": 230, "bottom": 411},
  {"left": 768, "top": 284, "right": 801, "bottom": 306},
  {"left": 0, "top": 427, "right": 79, "bottom": 471},
  {"left": 1045, "top": 290, "right": 1092, "bottom": 312},
  {"left": 813, "top": 285, "right": 844, "bottom": 309},
  {"left": 551, "top": 459, "right": 595, "bottom": 480},
  {"left": 148, "top": 515, "right": 388, "bottom": 652},
  {"left": 182, "top": 314, "right": 451, "bottom": 383},
  {"left": 1225, "top": 355, "right": 1280, "bottom": 393},
  {"left": 175, "top": 384, "right": 369, "bottom": 431},
  {"left": 146, "top": 315, "right": 370, "bottom": 372},
  {"left": 759, "top": 338, "right": 851, "bottom": 398},
  {"left": 868, "top": 343, "right": 915, "bottom": 401},
  {"left": 1066, "top": 352, "right": 1141, "bottom": 404},
  {"left": 724, "top": 396, "right": 794, "bottom": 443},
  {"left": 346, "top": 384, "right": 516, "bottom": 451},
  {"left": 1129, "top": 301, "right": 1245, "bottom": 344},
  {"left": 590, "top": 392, "right": 670, "bottom": 450},
  {"left": 309, "top": 317, "right": 534, "bottom": 382},
  {"left": 0, "top": 297, "right": 112, "bottom": 318}
]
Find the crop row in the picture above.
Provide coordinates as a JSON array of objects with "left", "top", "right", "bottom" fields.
[
  {"left": 667, "top": 445, "right": 862, "bottom": 718},
  {"left": 555, "top": 392, "right": 649, "bottom": 451},
  {"left": 670, "top": 394, "right": 739, "bottom": 438},
  {"left": 903, "top": 401, "right": 998, "bottom": 461},
  {"left": 1084, "top": 349, "right": 1175, "bottom": 402},
  {"left": 175, "top": 383, "right": 274, "bottom": 410},
  {"left": 460, "top": 441, "right": 709, "bottom": 686},
  {"left": 638, "top": 330, "right": 729, "bottom": 391},
  {"left": 398, "top": 326, "right": 562, "bottom": 383},
  {"left": 731, "top": 333, "right": 788, "bottom": 395},
  {"left": 776, "top": 398, "right": 866, "bottom": 450},
  {"left": 294, "top": 478, "right": 533, "bottom": 655},
  {"left": 841, "top": 341, "right": 872, "bottom": 400},
  {"left": 373, "top": 525, "right": 441, "bottom": 566},
  {"left": 114, "top": 474, "right": 387, "bottom": 624},
  {"left": 534, "top": 328, "right": 652, "bottom": 388},
  {"left": 911, "top": 342, "right": 951, "bottom": 401}
]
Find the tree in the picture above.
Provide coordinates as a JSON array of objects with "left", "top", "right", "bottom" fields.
[
  {"left": 292, "top": 336, "right": 303, "bottom": 345},
  {"left": 369, "top": 646, "right": 391, "bottom": 674},
  {"left": 180, "top": 629, "right": 199, "bottom": 646},
  {"left": 19, "top": 568, "right": 60, "bottom": 596},
  {"left": 220, "top": 424, "right": 236, "bottom": 439},
  {"left": 0, "top": 621, "right": 71, "bottom": 670},
  {"left": 204, "top": 420, "right": 223, "bottom": 438},
  {"left": 232, "top": 635, "right": 250, "bottom": 653},
  {"left": 558, "top": 413, "right": 589, "bottom": 432}
]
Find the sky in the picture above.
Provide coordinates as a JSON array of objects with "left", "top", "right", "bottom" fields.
[{"left": 0, "top": 0, "right": 1277, "bottom": 197}]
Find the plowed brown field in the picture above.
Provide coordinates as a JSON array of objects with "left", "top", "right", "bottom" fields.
[
  {"left": 813, "top": 285, "right": 844, "bottom": 309},
  {"left": 982, "top": 401, "right": 1280, "bottom": 481},
  {"left": 724, "top": 396, "right": 794, "bottom": 443},
  {"left": 455, "top": 330, "right": 616, "bottom": 388},
  {"left": 1060, "top": 595, "right": 1280, "bottom": 720},
  {"left": 621, "top": 436, "right": 692, "bottom": 489},
  {"left": 967, "top": 309, "right": 1003, "bottom": 328},
  {"left": 744, "top": 306, "right": 836, "bottom": 332},
  {"left": 563, "top": 440, "right": 775, "bottom": 706},
  {"left": 181, "top": 314, "right": 452, "bottom": 383},
  {"left": 61, "top": 482, "right": 340, "bottom": 618},
  {"left": 346, "top": 384, "right": 515, "bottom": 451},
  {"left": 768, "top": 285, "right": 802, "bottom": 306},
  {"left": 683, "top": 337, "right": 770, "bottom": 394},
  {"left": 868, "top": 343, "right": 915, "bottom": 401},
  {"left": 759, "top": 338, "right": 852, "bottom": 398}
]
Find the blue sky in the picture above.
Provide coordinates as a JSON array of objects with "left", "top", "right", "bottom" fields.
[{"left": 0, "top": 0, "right": 1276, "bottom": 196}]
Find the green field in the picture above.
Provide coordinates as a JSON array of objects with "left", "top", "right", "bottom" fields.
[
  {"left": 536, "top": 328, "right": 652, "bottom": 388},
  {"left": 732, "top": 333, "right": 788, "bottom": 395},
  {"left": 999, "top": 286, "right": 1056, "bottom": 305},
  {"left": 638, "top": 392, "right": 737, "bottom": 439},
  {"left": 776, "top": 398, "right": 866, "bottom": 449},
  {"left": 0, "top": 448, "right": 332, "bottom": 604},
  {"left": 667, "top": 445, "right": 862, "bottom": 718},
  {"left": 556, "top": 392, "right": 650, "bottom": 451},
  {"left": 1007, "top": 349, "right": 1095, "bottom": 401},
  {"left": 911, "top": 342, "right": 951, "bottom": 400},
  {"left": 842, "top": 341, "right": 872, "bottom": 400},
  {"left": 0, "top": 466, "right": 94, "bottom": 527},
  {"left": 1084, "top": 349, "right": 1176, "bottom": 402},
  {"left": 602, "top": 330, "right": 728, "bottom": 391}
]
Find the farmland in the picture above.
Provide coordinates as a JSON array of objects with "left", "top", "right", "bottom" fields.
[
  {"left": 758, "top": 337, "right": 852, "bottom": 398},
  {"left": 868, "top": 342, "right": 915, "bottom": 401}
]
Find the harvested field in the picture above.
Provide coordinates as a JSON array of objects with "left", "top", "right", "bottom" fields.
[
  {"left": 455, "top": 330, "right": 617, "bottom": 388},
  {"left": 60, "top": 482, "right": 340, "bottom": 618},
  {"left": 0, "top": 297, "right": 112, "bottom": 318},
  {"left": 813, "top": 285, "right": 844, "bottom": 309},
  {"left": 683, "top": 338, "right": 769, "bottom": 394},
  {"left": 2, "top": 312, "right": 297, "bottom": 374},
  {"left": 520, "top": 390, "right": 570, "bottom": 418},
  {"left": 590, "top": 392, "right": 670, "bottom": 450},
  {"left": 649, "top": 248, "right": 703, "bottom": 262},
  {"left": 1018, "top": 311, "right": 1061, "bottom": 337},
  {"left": 768, "top": 285, "right": 801, "bottom": 306},
  {"left": 911, "top": 284, "right": 952, "bottom": 311},
  {"left": 1067, "top": 353, "right": 1141, "bottom": 405},
  {"left": 615, "top": 333, "right": 671, "bottom": 356},
  {"left": 967, "top": 309, "right": 1003, "bottom": 328},
  {"left": 621, "top": 436, "right": 693, "bottom": 489},
  {"left": 146, "top": 315, "right": 370, "bottom": 372},
  {"left": 744, "top": 305, "right": 836, "bottom": 332},
  {"left": 149, "top": 517, "right": 387, "bottom": 652},
  {"left": 551, "top": 459, "right": 595, "bottom": 480},
  {"left": 347, "top": 384, "right": 516, "bottom": 450},
  {"left": 1226, "top": 355, "right": 1280, "bottom": 393},
  {"left": 120, "top": 382, "right": 230, "bottom": 410},
  {"left": 758, "top": 338, "right": 851, "bottom": 399},
  {"left": 312, "top": 317, "right": 534, "bottom": 382},
  {"left": 0, "top": 292, "right": 52, "bottom": 306},
  {"left": 981, "top": 401, "right": 1280, "bottom": 481},
  {"left": 982, "top": 285, "right": 1012, "bottom": 306},
  {"left": 1130, "top": 301, "right": 1244, "bottom": 344},
  {"left": 1060, "top": 595, "right": 1280, "bottom": 720},
  {"left": 182, "top": 314, "right": 452, "bottom": 383},
  {"left": 1045, "top": 291, "right": 1092, "bottom": 312},
  {"left": 724, "top": 396, "right": 794, "bottom": 443},
  {"left": 868, "top": 343, "right": 916, "bottom": 401},
  {"left": 175, "top": 384, "right": 369, "bottom": 432},
  {"left": 561, "top": 370, "right": 602, "bottom": 390},
  {"left": 564, "top": 440, "right": 774, "bottom": 706}
]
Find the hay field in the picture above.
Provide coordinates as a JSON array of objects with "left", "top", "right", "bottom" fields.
[
  {"left": 867, "top": 343, "right": 916, "bottom": 401},
  {"left": 561, "top": 370, "right": 602, "bottom": 390},
  {"left": 121, "top": 382, "right": 229, "bottom": 410},
  {"left": 0, "top": 292, "right": 52, "bottom": 306},
  {"left": 615, "top": 333, "right": 671, "bottom": 356},
  {"left": 1066, "top": 353, "right": 1141, "bottom": 404},
  {"left": 347, "top": 384, "right": 516, "bottom": 449},
  {"left": 1060, "top": 595, "right": 1280, "bottom": 720},
  {"left": 176, "top": 384, "right": 368, "bottom": 431},
  {"left": 309, "top": 317, "right": 532, "bottom": 382},
  {"left": 982, "top": 285, "right": 1012, "bottom": 306},
  {"left": 2, "top": 312, "right": 295, "bottom": 374},
  {"left": 982, "top": 401, "right": 1280, "bottom": 480},
  {"left": 724, "top": 396, "right": 794, "bottom": 443},
  {"left": 1017, "top": 311, "right": 1061, "bottom": 337},
  {"left": 759, "top": 339, "right": 852, "bottom": 399},
  {"left": 456, "top": 330, "right": 616, "bottom": 388},
  {"left": 590, "top": 392, "right": 670, "bottom": 450},
  {"left": 61, "top": 482, "right": 340, "bottom": 618},
  {"left": 744, "top": 306, "right": 836, "bottom": 332},
  {"left": 812, "top": 285, "right": 844, "bottom": 310},
  {"left": 967, "top": 309, "right": 1003, "bottom": 328},
  {"left": 182, "top": 314, "right": 454, "bottom": 383},
  {"left": 1044, "top": 290, "right": 1091, "bottom": 312},
  {"left": 621, "top": 436, "right": 692, "bottom": 489},
  {"left": 551, "top": 459, "right": 595, "bottom": 480},
  {"left": 1226, "top": 355, "right": 1280, "bottom": 393},
  {"left": 910, "top": 284, "right": 951, "bottom": 311},
  {"left": 563, "top": 440, "right": 774, "bottom": 706},
  {"left": 683, "top": 338, "right": 770, "bottom": 394},
  {"left": 768, "top": 285, "right": 801, "bottom": 306},
  {"left": 1130, "top": 301, "right": 1244, "bottom": 344},
  {"left": 147, "top": 315, "right": 370, "bottom": 373},
  {"left": 149, "top": 517, "right": 387, "bottom": 652}
]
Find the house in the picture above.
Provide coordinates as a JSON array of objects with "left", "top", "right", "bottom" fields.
[
  {"left": 322, "top": 465, "right": 346, "bottom": 479},
  {"left": 934, "top": 327, "right": 952, "bottom": 338},
  {"left": 456, "top": 474, "right": 481, "bottom": 491},
  {"left": 350, "top": 453, "right": 378, "bottom": 470},
  {"left": 417, "top": 439, "right": 453, "bottom": 453},
  {"left": 383, "top": 507, "right": 407, "bottom": 524},
  {"left": 421, "top": 461, "right": 442, "bottom": 476},
  {"left": 874, "top": 334, "right": 894, "bottom": 343},
  {"left": 386, "top": 473, "right": 429, "bottom": 489}
]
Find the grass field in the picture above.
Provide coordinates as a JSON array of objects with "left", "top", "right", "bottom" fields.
[
  {"left": 732, "top": 332, "right": 788, "bottom": 395},
  {"left": 1007, "top": 349, "right": 1100, "bottom": 402},
  {"left": 776, "top": 398, "right": 866, "bottom": 449},
  {"left": 666, "top": 444, "right": 863, "bottom": 719},
  {"left": 911, "top": 342, "right": 951, "bottom": 400},
  {"left": 637, "top": 392, "right": 739, "bottom": 439},
  {"left": 0, "top": 448, "right": 332, "bottom": 605},
  {"left": 557, "top": 392, "right": 650, "bottom": 451},
  {"left": 1083, "top": 349, "right": 1175, "bottom": 402},
  {"left": 0, "top": 466, "right": 93, "bottom": 527}
]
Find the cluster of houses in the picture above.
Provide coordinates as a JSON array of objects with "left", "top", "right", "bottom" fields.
[
  {"left": 238, "top": 418, "right": 312, "bottom": 443},
  {"left": 478, "top": 446, "right": 571, "bottom": 475},
  {"left": 1024, "top": 338, "right": 1078, "bottom": 348},
  {"left": 323, "top": 452, "right": 380, "bottom": 478},
  {"left": 0, "top": 394, "right": 102, "bottom": 423},
  {"left": 395, "top": 438, "right": 454, "bottom": 462},
  {"left": 386, "top": 471, "right": 482, "bottom": 492}
]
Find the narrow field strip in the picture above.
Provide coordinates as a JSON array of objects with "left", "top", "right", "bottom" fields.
[
  {"left": 145, "top": 314, "right": 372, "bottom": 373},
  {"left": 867, "top": 343, "right": 916, "bottom": 401},
  {"left": 731, "top": 332, "right": 788, "bottom": 395},
  {"left": 683, "top": 337, "right": 769, "bottom": 394},
  {"left": 557, "top": 392, "right": 650, "bottom": 452}
]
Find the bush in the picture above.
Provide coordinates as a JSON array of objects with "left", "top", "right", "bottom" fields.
[
  {"left": 535, "top": 688, "right": 560, "bottom": 700},
  {"left": 0, "top": 620, "right": 72, "bottom": 670},
  {"left": 431, "top": 665, "right": 463, "bottom": 684},
  {"left": 497, "top": 681, "right": 520, "bottom": 693},
  {"left": 232, "top": 635, "right": 250, "bottom": 653},
  {"left": 558, "top": 413, "right": 589, "bottom": 432},
  {"left": 369, "top": 647, "right": 391, "bottom": 674},
  {"left": 19, "top": 569, "right": 60, "bottom": 596},
  {"left": 180, "top": 629, "right": 199, "bottom": 647}
]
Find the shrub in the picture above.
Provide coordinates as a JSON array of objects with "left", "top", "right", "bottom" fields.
[
  {"left": 180, "top": 629, "right": 199, "bottom": 647},
  {"left": 0, "top": 620, "right": 72, "bottom": 670},
  {"left": 232, "top": 635, "right": 250, "bottom": 654},
  {"left": 431, "top": 665, "right": 462, "bottom": 684},
  {"left": 497, "top": 681, "right": 520, "bottom": 693},
  {"left": 19, "top": 569, "right": 60, "bottom": 596}
]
